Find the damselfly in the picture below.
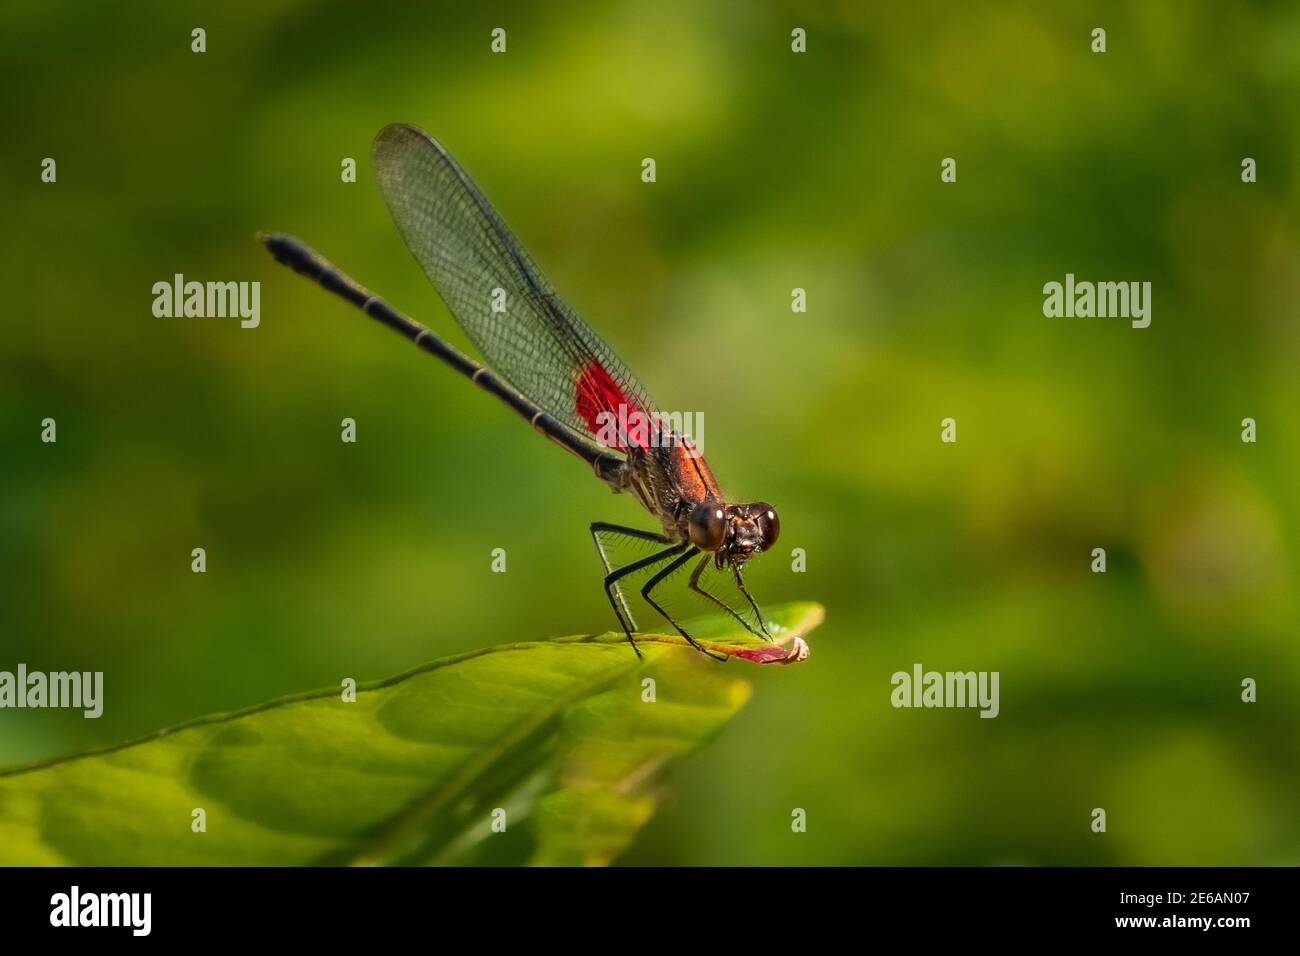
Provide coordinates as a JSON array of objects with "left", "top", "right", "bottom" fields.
[{"left": 261, "top": 124, "right": 780, "bottom": 658}]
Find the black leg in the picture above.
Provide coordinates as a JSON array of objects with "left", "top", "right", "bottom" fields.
[
  {"left": 599, "top": 542, "right": 686, "bottom": 657},
  {"left": 732, "top": 565, "right": 772, "bottom": 641},
  {"left": 687, "top": 554, "right": 768, "bottom": 640},
  {"left": 642, "top": 547, "right": 727, "bottom": 661},
  {"left": 589, "top": 522, "right": 671, "bottom": 634}
]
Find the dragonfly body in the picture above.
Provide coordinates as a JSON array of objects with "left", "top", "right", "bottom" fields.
[{"left": 262, "top": 124, "right": 779, "bottom": 658}]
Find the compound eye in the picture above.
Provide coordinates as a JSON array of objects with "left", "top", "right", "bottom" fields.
[
  {"left": 754, "top": 504, "right": 780, "bottom": 550},
  {"left": 689, "top": 502, "right": 726, "bottom": 551}
]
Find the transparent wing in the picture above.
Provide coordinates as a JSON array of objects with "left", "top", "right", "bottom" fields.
[{"left": 372, "top": 124, "right": 657, "bottom": 451}]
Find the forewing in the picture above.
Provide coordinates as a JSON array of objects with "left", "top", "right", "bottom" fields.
[{"left": 372, "top": 124, "right": 657, "bottom": 451}]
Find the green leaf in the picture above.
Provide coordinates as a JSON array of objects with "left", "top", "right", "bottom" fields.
[{"left": 0, "top": 602, "right": 822, "bottom": 866}]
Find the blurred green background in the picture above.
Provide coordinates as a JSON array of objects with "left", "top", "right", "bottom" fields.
[{"left": 2, "top": 0, "right": 1298, "bottom": 865}]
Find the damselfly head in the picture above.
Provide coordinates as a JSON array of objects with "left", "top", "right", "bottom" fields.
[{"left": 720, "top": 501, "right": 780, "bottom": 565}]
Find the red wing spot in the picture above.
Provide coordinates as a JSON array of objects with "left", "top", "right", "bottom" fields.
[{"left": 574, "top": 360, "right": 648, "bottom": 450}]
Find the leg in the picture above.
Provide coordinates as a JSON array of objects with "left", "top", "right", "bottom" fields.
[
  {"left": 589, "top": 522, "right": 671, "bottom": 631},
  {"left": 687, "top": 554, "right": 769, "bottom": 641},
  {"left": 600, "top": 542, "right": 686, "bottom": 657},
  {"left": 732, "top": 565, "right": 772, "bottom": 640},
  {"left": 642, "top": 548, "right": 727, "bottom": 662}
]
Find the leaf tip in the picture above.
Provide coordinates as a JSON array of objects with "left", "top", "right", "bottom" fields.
[{"left": 727, "top": 635, "right": 810, "bottom": 665}]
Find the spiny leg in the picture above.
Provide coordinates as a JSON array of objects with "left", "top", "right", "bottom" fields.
[
  {"left": 642, "top": 547, "right": 727, "bottom": 662},
  {"left": 687, "top": 554, "right": 769, "bottom": 641},
  {"left": 600, "top": 541, "right": 686, "bottom": 657},
  {"left": 590, "top": 522, "right": 670, "bottom": 630},
  {"left": 732, "top": 564, "right": 772, "bottom": 641}
]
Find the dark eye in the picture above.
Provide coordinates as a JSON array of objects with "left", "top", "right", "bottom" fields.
[
  {"left": 755, "top": 503, "right": 779, "bottom": 550},
  {"left": 689, "top": 502, "right": 726, "bottom": 551}
]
